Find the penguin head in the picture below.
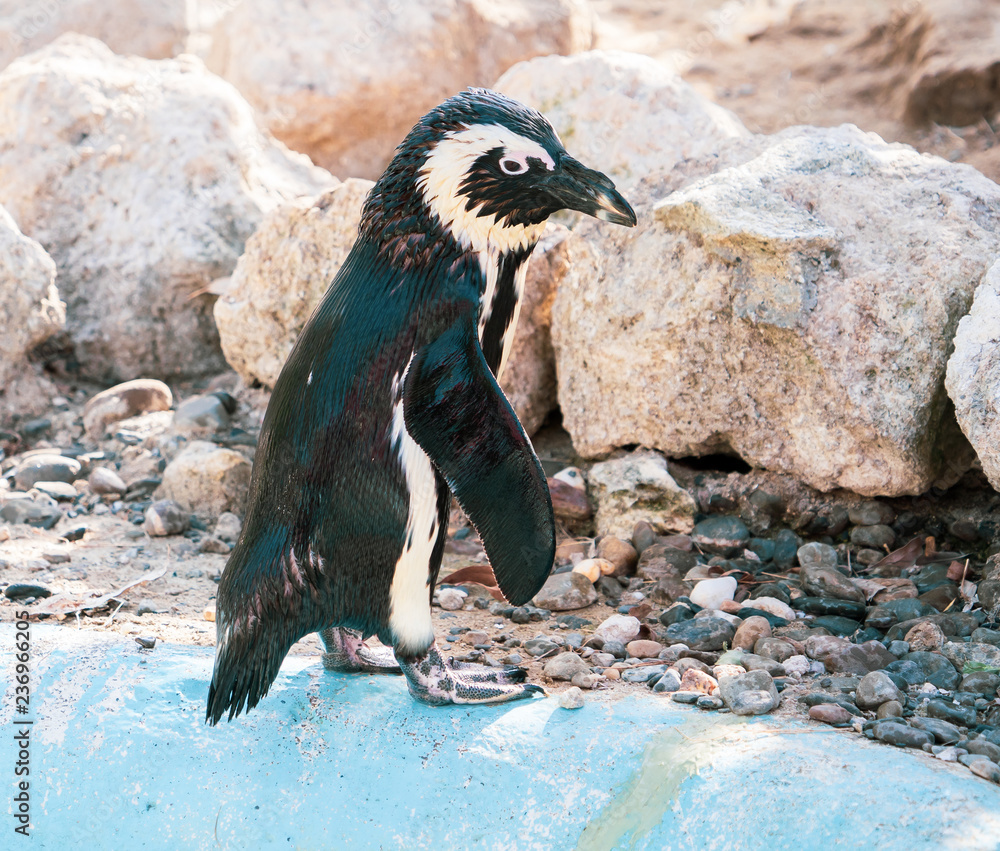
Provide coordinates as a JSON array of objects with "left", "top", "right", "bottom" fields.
[{"left": 363, "top": 88, "right": 636, "bottom": 255}]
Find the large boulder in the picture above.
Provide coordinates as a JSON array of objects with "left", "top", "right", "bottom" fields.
[
  {"left": 554, "top": 124, "right": 1000, "bottom": 496},
  {"left": 947, "top": 259, "right": 1000, "bottom": 491},
  {"left": 0, "top": 35, "right": 334, "bottom": 383},
  {"left": 215, "top": 183, "right": 567, "bottom": 434},
  {"left": 0, "top": 204, "right": 63, "bottom": 422},
  {"left": 205, "top": 0, "right": 594, "bottom": 179},
  {"left": 495, "top": 50, "right": 750, "bottom": 191},
  {"left": 0, "top": 0, "right": 187, "bottom": 71}
]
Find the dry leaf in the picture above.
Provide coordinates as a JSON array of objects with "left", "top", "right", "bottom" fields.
[{"left": 33, "top": 568, "right": 167, "bottom": 617}]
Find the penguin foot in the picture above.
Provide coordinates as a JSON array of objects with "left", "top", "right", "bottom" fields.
[
  {"left": 320, "top": 627, "right": 402, "bottom": 674},
  {"left": 399, "top": 642, "right": 545, "bottom": 706}
]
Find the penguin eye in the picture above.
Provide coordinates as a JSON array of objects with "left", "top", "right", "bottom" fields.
[{"left": 499, "top": 155, "right": 529, "bottom": 176}]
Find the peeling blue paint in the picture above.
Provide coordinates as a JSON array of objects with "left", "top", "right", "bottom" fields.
[{"left": 2, "top": 626, "right": 999, "bottom": 849}]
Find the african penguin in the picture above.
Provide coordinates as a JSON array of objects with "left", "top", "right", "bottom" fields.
[{"left": 206, "top": 88, "right": 636, "bottom": 723}]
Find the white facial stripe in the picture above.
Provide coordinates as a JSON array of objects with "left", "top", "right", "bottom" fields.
[
  {"left": 387, "top": 363, "right": 438, "bottom": 656},
  {"left": 419, "top": 123, "right": 551, "bottom": 255}
]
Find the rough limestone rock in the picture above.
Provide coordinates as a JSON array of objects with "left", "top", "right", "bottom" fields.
[
  {"left": 588, "top": 450, "right": 696, "bottom": 538},
  {"left": 0, "top": 35, "right": 334, "bottom": 383},
  {"left": 216, "top": 183, "right": 568, "bottom": 434},
  {"left": 946, "top": 259, "right": 1000, "bottom": 491},
  {"left": 215, "top": 180, "right": 371, "bottom": 389},
  {"left": 903, "top": 0, "right": 1000, "bottom": 126},
  {"left": 555, "top": 125, "right": 1000, "bottom": 495},
  {"left": 0, "top": 204, "right": 63, "bottom": 420},
  {"left": 0, "top": 1, "right": 187, "bottom": 71},
  {"left": 206, "top": 0, "right": 593, "bottom": 179},
  {"left": 495, "top": 50, "right": 750, "bottom": 191},
  {"left": 155, "top": 441, "right": 251, "bottom": 517},
  {"left": 83, "top": 379, "right": 173, "bottom": 439}
]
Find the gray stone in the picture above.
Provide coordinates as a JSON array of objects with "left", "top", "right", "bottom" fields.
[
  {"left": 14, "top": 454, "right": 81, "bottom": 490},
  {"left": 652, "top": 669, "right": 682, "bottom": 693},
  {"left": 523, "top": 637, "right": 560, "bottom": 658},
  {"left": 940, "top": 641, "right": 1000, "bottom": 672},
  {"left": 691, "top": 516, "right": 749, "bottom": 556},
  {"left": 594, "top": 615, "right": 641, "bottom": 646},
  {"left": 972, "top": 627, "right": 1000, "bottom": 647},
  {"left": 856, "top": 671, "right": 906, "bottom": 711},
  {"left": 143, "top": 499, "right": 189, "bottom": 537},
  {"left": 797, "top": 542, "right": 838, "bottom": 569},
  {"left": 32, "top": 481, "right": 76, "bottom": 501},
  {"left": 798, "top": 566, "right": 865, "bottom": 603},
  {"left": 88, "top": 467, "right": 128, "bottom": 495},
  {"left": 961, "top": 672, "right": 1000, "bottom": 697},
  {"left": 173, "top": 395, "right": 231, "bottom": 433},
  {"left": 83, "top": 379, "right": 173, "bottom": 439},
  {"left": 772, "top": 530, "right": 801, "bottom": 569},
  {"left": 754, "top": 637, "right": 796, "bottom": 663},
  {"left": 213, "top": 512, "right": 243, "bottom": 544},
  {"left": 926, "top": 699, "right": 978, "bottom": 728},
  {"left": 909, "top": 716, "right": 963, "bottom": 745},
  {"left": 901, "top": 652, "right": 961, "bottom": 690},
  {"left": 0, "top": 494, "right": 61, "bottom": 529},
  {"left": 969, "top": 759, "right": 1000, "bottom": 784},
  {"left": 3, "top": 583, "right": 53, "bottom": 600},
  {"left": 665, "top": 618, "right": 736, "bottom": 652},
  {"left": 621, "top": 665, "right": 667, "bottom": 684},
  {"left": 966, "top": 739, "right": 1000, "bottom": 764},
  {"left": 155, "top": 441, "right": 251, "bottom": 517},
  {"left": 543, "top": 652, "right": 591, "bottom": 682},
  {"left": 848, "top": 501, "right": 895, "bottom": 527},
  {"left": 717, "top": 669, "right": 779, "bottom": 716},
  {"left": 870, "top": 720, "right": 934, "bottom": 749},
  {"left": 587, "top": 450, "right": 696, "bottom": 538},
  {"left": 849, "top": 524, "right": 896, "bottom": 549},
  {"left": 557, "top": 687, "right": 585, "bottom": 710}
]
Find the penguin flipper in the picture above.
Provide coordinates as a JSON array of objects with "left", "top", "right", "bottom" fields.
[{"left": 403, "top": 314, "right": 554, "bottom": 606}]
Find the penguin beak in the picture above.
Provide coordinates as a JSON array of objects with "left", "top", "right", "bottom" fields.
[{"left": 539, "top": 156, "right": 637, "bottom": 227}]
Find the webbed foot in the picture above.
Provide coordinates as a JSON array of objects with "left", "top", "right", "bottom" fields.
[
  {"left": 320, "top": 627, "right": 402, "bottom": 674},
  {"left": 399, "top": 642, "right": 545, "bottom": 706}
]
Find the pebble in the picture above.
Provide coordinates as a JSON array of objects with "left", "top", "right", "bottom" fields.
[
  {"left": 772, "top": 529, "right": 801, "bottom": 569},
  {"left": 626, "top": 639, "right": 663, "bottom": 659},
  {"left": 794, "top": 596, "right": 867, "bottom": 619},
  {"left": 733, "top": 616, "right": 771, "bottom": 651},
  {"left": 717, "top": 670, "right": 780, "bottom": 716},
  {"left": 870, "top": 721, "right": 933, "bottom": 749},
  {"left": 690, "top": 516, "right": 749, "bottom": 556},
  {"left": 631, "top": 520, "right": 657, "bottom": 554},
  {"left": 856, "top": 671, "right": 906, "bottom": 710},
  {"left": 713, "top": 663, "right": 746, "bottom": 680},
  {"left": 666, "top": 617, "right": 735, "bottom": 651},
  {"left": 42, "top": 551, "right": 70, "bottom": 564},
  {"left": 603, "top": 667, "right": 620, "bottom": 681},
  {"left": 965, "top": 739, "right": 1000, "bottom": 763},
  {"left": 797, "top": 542, "right": 838, "bottom": 569},
  {"left": 523, "top": 637, "right": 560, "bottom": 658},
  {"left": 679, "top": 668, "right": 718, "bottom": 694},
  {"left": 602, "top": 640, "right": 628, "bottom": 659},
  {"left": 533, "top": 571, "right": 598, "bottom": 611},
  {"left": 596, "top": 536, "right": 638, "bottom": 576},
  {"left": 696, "top": 695, "right": 724, "bottom": 710},
  {"left": 875, "top": 700, "right": 904, "bottom": 719},
  {"left": 0, "top": 494, "right": 62, "bottom": 529},
  {"left": 503, "top": 653, "right": 523, "bottom": 665},
  {"left": 594, "top": 614, "right": 641, "bottom": 646},
  {"left": 437, "top": 587, "right": 466, "bottom": 611},
  {"left": 961, "top": 672, "right": 1000, "bottom": 697},
  {"left": 572, "top": 559, "right": 606, "bottom": 583},
  {"left": 14, "top": 454, "right": 82, "bottom": 490},
  {"left": 745, "top": 596, "right": 796, "bottom": 621},
  {"left": 904, "top": 621, "right": 946, "bottom": 652},
  {"left": 571, "top": 672, "right": 601, "bottom": 689},
  {"left": 926, "top": 699, "right": 978, "bottom": 728},
  {"left": 89, "top": 467, "right": 128, "bottom": 495},
  {"left": 143, "top": 499, "right": 189, "bottom": 537},
  {"left": 214, "top": 511, "right": 243, "bottom": 543},
  {"left": 622, "top": 665, "right": 667, "bottom": 684},
  {"left": 652, "top": 669, "right": 682, "bottom": 693},
  {"left": 83, "top": 379, "right": 173, "bottom": 438},
  {"left": 558, "top": 687, "right": 584, "bottom": 710},
  {"left": 544, "top": 652, "right": 590, "bottom": 681},
  {"left": 32, "top": 481, "right": 77, "bottom": 500},
  {"left": 968, "top": 760, "right": 1000, "bottom": 784},
  {"left": 809, "top": 704, "right": 852, "bottom": 726},
  {"left": 637, "top": 546, "right": 696, "bottom": 582},
  {"left": 671, "top": 691, "right": 699, "bottom": 704},
  {"left": 932, "top": 746, "right": 965, "bottom": 762},
  {"left": 754, "top": 637, "right": 796, "bottom": 663},
  {"left": 909, "top": 716, "right": 963, "bottom": 745},
  {"left": 203, "top": 602, "right": 216, "bottom": 621},
  {"left": 134, "top": 636, "right": 157, "bottom": 649},
  {"left": 689, "top": 576, "right": 737, "bottom": 610},
  {"left": 849, "top": 524, "right": 896, "bottom": 549},
  {"left": 173, "top": 394, "right": 231, "bottom": 433},
  {"left": 848, "top": 501, "right": 895, "bottom": 527},
  {"left": 136, "top": 599, "right": 163, "bottom": 615},
  {"left": 782, "top": 655, "right": 811, "bottom": 678},
  {"left": 900, "top": 652, "right": 960, "bottom": 689},
  {"left": 198, "top": 537, "right": 231, "bottom": 554},
  {"left": 3, "top": 583, "right": 53, "bottom": 601}
]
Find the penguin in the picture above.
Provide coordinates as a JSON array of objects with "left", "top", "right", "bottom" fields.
[{"left": 206, "top": 88, "right": 636, "bottom": 723}]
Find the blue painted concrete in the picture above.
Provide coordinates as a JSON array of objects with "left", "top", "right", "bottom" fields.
[{"left": 2, "top": 625, "right": 1000, "bottom": 850}]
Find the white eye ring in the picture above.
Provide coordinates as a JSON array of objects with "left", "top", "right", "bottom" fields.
[{"left": 499, "top": 156, "right": 529, "bottom": 175}]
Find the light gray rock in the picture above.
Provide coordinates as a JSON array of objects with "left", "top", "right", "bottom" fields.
[
  {"left": 594, "top": 614, "right": 641, "bottom": 646},
  {"left": 88, "top": 467, "right": 127, "bottom": 495},
  {"left": 206, "top": 0, "right": 593, "bottom": 179},
  {"left": 587, "top": 450, "right": 696, "bottom": 538},
  {"left": 717, "top": 669, "right": 780, "bottom": 716},
  {"left": 554, "top": 124, "right": 998, "bottom": 495},
  {"left": 532, "top": 571, "right": 597, "bottom": 611},
  {"left": 155, "top": 441, "right": 251, "bottom": 516},
  {"left": 213, "top": 512, "right": 243, "bottom": 543},
  {"left": 14, "top": 454, "right": 81, "bottom": 489},
  {"left": 557, "top": 686, "right": 585, "bottom": 709},
  {"left": 0, "top": 35, "right": 334, "bottom": 382},
  {"left": 544, "top": 652, "right": 591, "bottom": 681},
  {"left": 0, "top": 1, "right": 187, "bottom": 71},
  {"left": 143, "top": 499, "right": 188, "bottom": 537},
  {"left": 947, "top": 259, "right": 1000, "bottom": 492},
  {"left": 82, "top": 380, "right": 173, "bottom": 439},
  {"left": 856, "top": 671, "right": 906, "bottom": 710},
  {"left": 495, "top": 49, "right": 749, "bottom": 192},
  {"left": 799, "top": 565, "right": 865, "bottom": 603},
  {"left": 0, "top": 204, "right": 63, "bottom": 421}
]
